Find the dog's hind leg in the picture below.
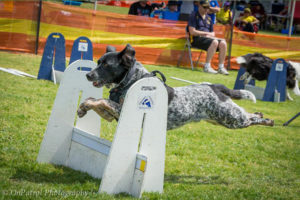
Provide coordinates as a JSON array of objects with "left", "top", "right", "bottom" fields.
[
  {"left": 247, "top": 112, "right": 263, "bottom": 118},
  {"left": 206, "top": 101, "right": 273, "bottom": 128},
  {"left": 77, "top": 98, "right": 121, "bottom": 122},
  {"left": 248, "top": 117, "right": 274, "bottom": 127},
  {"left": 287, "top": 90, "right": 294, "bottom": 101},
  {"left": 211, "top": 84, "right": 256, "bottom": 103},
  {"left": 292, "top": 80, "right": 300, "bottom": 96}
]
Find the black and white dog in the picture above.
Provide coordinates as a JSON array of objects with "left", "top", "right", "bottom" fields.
[
  {"left": 237, "top": 53, "right": 300, "bottom": 100},
  {"left": 77, "top": 44, "right": 274, "bottom": 130}
]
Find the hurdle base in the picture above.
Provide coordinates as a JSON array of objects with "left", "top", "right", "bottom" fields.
[
  {"left": 67, "top": 127, "right": 111, "bottom": 178},
  {"left": 245, "top": 84, "right": 281, "bottom": 102},
  {"left": 68, "top": 127, "right": 149, "bottom": 196}
]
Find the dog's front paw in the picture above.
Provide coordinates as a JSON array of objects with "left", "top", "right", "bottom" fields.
[
  {"left": 77, "top": 100, "right": 93, "bottom": 118},
  {"left": 77, "top": 108, "right": 87, "bottom": 118},
  {"left": 264, "top": 119, "right": 274, "bottom": 126}
]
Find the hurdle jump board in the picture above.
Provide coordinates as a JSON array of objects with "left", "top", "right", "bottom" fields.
[
  {"left": 245, "top": 84, "right": 280, "bottom": 102},
  {"left": 69, "top": 36, "right": 93, "bottom": 65},
  {"left": 38, "top": 33, "right": 66, "bottom": 83},
  {"left": 99, "top": 77, "right": 168, "bottom": 198},
  {"left": 70, "top": 127, "right": 147, "bottom": 180},
  {"left": 234, "top": 58, "right": 288, "bottom": 102},
  {"left": 262, "top": 58, "right": 287, "bottom": 102},
  {"left": 37, "top": 62, "right": 168, "bottom": 197},
  {"left": 37, "top": 60, "right": 103, "bottom": 176}
]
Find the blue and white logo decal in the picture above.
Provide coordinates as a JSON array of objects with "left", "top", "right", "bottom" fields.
[
  {"left": 139, "top": 96, "right": 154, "bottom": 109},
  {"left": 78, "top": 42, "right": 88, "bottom": 52}
]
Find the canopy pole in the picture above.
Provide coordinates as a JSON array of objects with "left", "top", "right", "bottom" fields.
[
  {"left": 289, "top": 0, "right": 296, "bottom": 37},
  {"left": 94, "top": 0, "right": 97, "bottom": 11},
  {"left": 35, "top": 0, "right": 42, "bottom": 55},
  {"left": 227, "top": 0, "right": 236, "bottom": 70},
  {"left": 287, "top": 0, "right": 292, "bottom": 29}
]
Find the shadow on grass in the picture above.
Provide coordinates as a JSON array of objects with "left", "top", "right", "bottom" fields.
[
  {"left": 165, "top": 174, "right": 229, "bottom": 185},
  {"left": 11, "top": 165, "right": 100, "bottom": 185}
]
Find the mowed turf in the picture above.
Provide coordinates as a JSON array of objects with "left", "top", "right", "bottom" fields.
[{"left": 0, "top": 51, "right": 299, "bottom": 200}]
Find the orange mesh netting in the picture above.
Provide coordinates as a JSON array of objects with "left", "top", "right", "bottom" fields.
[
  {"left": 99, "top": 1, "right": 167, "bottom": 8},
  {"left": 1, "top": 1, "right": 300, "bottom": 70}
]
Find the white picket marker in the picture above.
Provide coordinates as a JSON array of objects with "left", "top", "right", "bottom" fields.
[
  {"left": 99, "top": 77, "right": 168, "bottom": 197},
  {"left": 37, "top": 60, "right": 103, "bottom": 170}
]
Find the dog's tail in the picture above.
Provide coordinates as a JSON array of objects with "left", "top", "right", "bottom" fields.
[
  {"left": 212, "top": 84, "right": 256, "bottom": 103},
  {"left": 238, "top": 90, "right": 257, "bottom": 103}
]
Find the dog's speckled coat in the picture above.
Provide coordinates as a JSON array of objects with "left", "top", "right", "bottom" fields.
[{"left": 78, "top": 45, "right": 274, "bottom": 130}]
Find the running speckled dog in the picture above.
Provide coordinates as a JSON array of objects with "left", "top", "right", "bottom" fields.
[{"left": 77, "top": 44, "right": 274, "bottom": 130}]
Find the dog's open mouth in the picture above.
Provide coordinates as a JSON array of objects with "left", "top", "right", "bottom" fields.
[
  {"left": 92, "top": 81, "right": 114, "bottom": 89},
  {"left": 93, "top": 81, "right": 103, "bottom": 88}
]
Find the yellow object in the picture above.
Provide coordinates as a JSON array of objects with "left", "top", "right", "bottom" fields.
[
  {"left": 240, "top": 15, "right": 257, "bottom": 23},
  {"left": 216, "top": 8, "right": 232, "bottom": 24},
  {"left": 140, "top": 160, "right": 146, "bottom": 172}
]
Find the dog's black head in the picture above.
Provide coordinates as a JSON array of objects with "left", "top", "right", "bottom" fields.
[
  {"left": 242, "top": 53, "right": 273, "bottom": 81},
  {"left": 86, "top": 44, "right": 136, "bottom": 88}
]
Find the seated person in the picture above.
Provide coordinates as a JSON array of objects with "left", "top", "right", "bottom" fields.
[
  {"left": 194, "top": 1, "right": 220, "bottom": 24},
  {"left": 179, "top": 1, "right": 197, "bottom": 21},
  {"left": 248, "top": 0, "right": 260, "bottom": 7},
  {"left": 236, "top": 0, "right": 247, "bottom": 11},
  {"left": 236, "top": 8, "right": 260, "bottom": 33},
  {"left": 251, "top": 3, "right": 266, "bottom": 29},
  {"left": 128, "top": 1, "right": 153, "bottom": 16},
  {"left": 216, "top": 1, "right": 232, "bottom": 25},
  {"left": 208, "top": 0, "right": 220, "bottom": 24},
  {"left": 278, "top": 5, "right": 288, "bottom": 27},
  {"left": 151, "top": 1, "right": 180, "bottom": 21},
  {"left": 151, "top": 2, "right": 165, "bottom": 11},
  {"left": 188, "top": 0, "right": 229, "bottom": 75}
]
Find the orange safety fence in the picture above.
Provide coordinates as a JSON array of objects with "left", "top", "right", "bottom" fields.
[
  {"left": 98, "top": 0, "right": 167, "bottom": 8},
  {"left": 1, "top": 1, "right": 300, "bottom": 70}
]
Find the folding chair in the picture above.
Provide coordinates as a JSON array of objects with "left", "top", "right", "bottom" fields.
[{"left": 177, "top": 27, "right": 204, "bottom": 70}]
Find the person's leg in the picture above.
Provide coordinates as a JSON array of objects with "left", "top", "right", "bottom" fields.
[
  {"left": 205, "top": 39, "right": 218, "bottom": 63},
  {"left": 191, "top": 37, "right": 217, "bottom": 73},
  {"left": 243, "top": 22, "right": 254, "bottom": 32},
  {"left": 218, "top": 40, "right": 226, "bottom": 65},
  {"left": 217, "top": 40, "right": 229, "bottom": 75},
  {"left": 204, "top": 39, "right": 218, "bottom": 73}
]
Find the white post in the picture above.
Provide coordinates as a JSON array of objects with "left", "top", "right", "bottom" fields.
[
  {"left": 99, "top": 77, "right": 168, "bottom": 197},
  {"left": 37, "top": 60, "right": 102, "bottom": 165}
]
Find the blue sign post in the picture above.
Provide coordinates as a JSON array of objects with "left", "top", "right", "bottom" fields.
[
  {"left": 37, "top": 33, "right": 66, "bottom": 81},
  {"left": 262, "top": 59, "right": 287, "bottom": 102}
]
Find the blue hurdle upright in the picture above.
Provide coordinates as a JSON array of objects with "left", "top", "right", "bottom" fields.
[
  {"left": 69, "top": 36, "right": 93, "bottom": 65},
  {"left": 37, "top": 33, "right": 66, "bottom": 84},
  {"left": 234, "top": 58, "right": 288, "bottom": 102}
]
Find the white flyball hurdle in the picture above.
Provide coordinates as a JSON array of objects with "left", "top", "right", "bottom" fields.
[{"left": 37, "top": 60, "right": 168, "bottom": 198}]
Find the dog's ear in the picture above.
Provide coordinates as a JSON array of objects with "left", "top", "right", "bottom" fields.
[
  {"left": 119, "top": 44, "right": 136, "bottom": 69},
  {"left": 106, "top": 45, "right": 116, "bottom": 53}
]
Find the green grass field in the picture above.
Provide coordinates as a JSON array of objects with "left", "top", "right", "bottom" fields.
[{"left": 0, "top": 51, "right": 299, "bottom": 200}]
